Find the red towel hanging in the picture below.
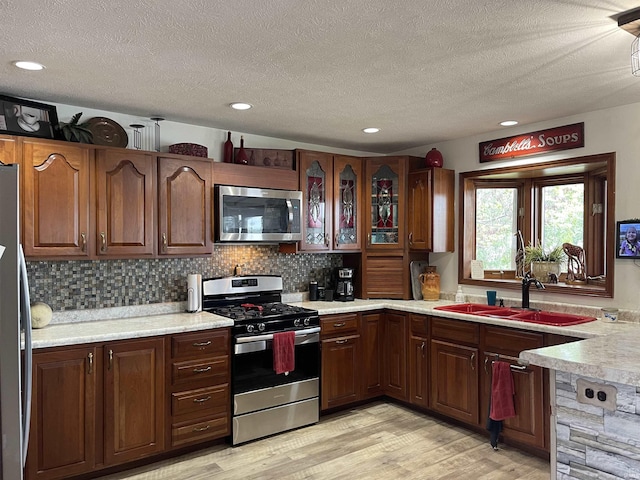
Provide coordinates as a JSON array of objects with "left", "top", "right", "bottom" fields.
[
  {"left": 273, "top": 331, "right": 296, "bottom": 374},
  {"left": 490, "top": 361, "right": 516, "bottom": 421}
]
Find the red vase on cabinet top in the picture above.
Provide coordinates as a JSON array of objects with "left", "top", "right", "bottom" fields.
[
  {"left": 235, "top": 136, "right": 249, "bottom": 164},
  {"left": 223, "top": 131, "right": 233, "bottom": 163},
  {"left": 425, "top": 148, "right": 443, "bottom": 168}
]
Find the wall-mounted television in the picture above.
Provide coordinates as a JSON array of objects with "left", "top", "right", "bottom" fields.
[{"left": 616, "top": 220, "right": 640, "bottom": 258}]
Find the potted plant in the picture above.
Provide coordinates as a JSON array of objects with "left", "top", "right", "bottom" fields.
[
  {"left": 56, "top": 112, "right": 93, "bottom": 144},
  {"left": 524, "top": 241, "right": 565, "bottom": 282}
]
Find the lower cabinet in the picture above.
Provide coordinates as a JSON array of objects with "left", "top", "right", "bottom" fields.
[
  {"left": 361, "top": 312, "right": 383, "bottom": 399},
  {"left": 167, "top": 329, "right": 230, "bottom": 448},
  {"left": 27, "top": 346, "right": 97, "bottom": 480},
  {"left": 480, "top": 326, "right": 545, "bottom": 450},
  {"left": 103, "top": 337, "right": 165, "bottom": 465},
  {"left": 382, "top": 312, "right": 408, "bottom": 401},
  {"left": 27, "top": 329, "right": 230, "bottom": 480},
  {"left": 430, "top": 317, "right": 480, "bottom": 425},
  {"left": 408, "top": 314, "right": 429, "bottom": 408},
  {"left": 320, "top": 314, "right": 361, "bottom": 410}
]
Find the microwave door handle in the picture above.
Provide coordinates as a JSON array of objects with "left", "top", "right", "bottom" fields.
[{"left": 286, "top": 199, "right": 293, "bottom": 233}]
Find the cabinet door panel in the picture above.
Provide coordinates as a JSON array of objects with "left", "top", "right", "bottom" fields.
[
  {"left": 321, "top": 335, "right": 360, "bottom": 410},
  {"left": 298, "top": 151, "right": 332, "bottom": 251},
  {"left": 104, "top": 338, "right": 165, "bottom": 465},
  {"left": 96, "top": 150, "right": 155, "bottom": 256},
  {"left": 408, "top": 170, "right": 431, "bottom": 250},
  {"left": 430, "top": 339, "right": 479, "bottom": 424},
  {"left": 333, "top": 155, "right": 362, "bottom": 251},
  {"left": 27, "top": 347, "right": 96, "bottom": 480},
  {"left": 409, "top": 335, "right": 429, "bottom": 408},
  {"left": 360, "top": 312, "right": 382, "bottom": 398},
  {"left": 23, "top": 141, "right": 91, "bottom": 257},
  {"left": 383, "top": 313, "right": 407, "bottom": 401},
  {"left": 158, "top": 157, "right": 212, "bottom": 255}
]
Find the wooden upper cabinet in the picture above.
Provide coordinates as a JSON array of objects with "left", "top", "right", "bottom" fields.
[
  {"left": 0, "top": 135, "right": 19, "bottom": 165},
  {"left": 157, "top": 156, "right": 212, "bottom": 255},
  {"left": 333, "top": 155, "right": 362, "bottom": 251},
  {"left": 364, "top": 156, "right": 406, "bottom": 251},
  {"left": 96, "top": 150, "right": 155, "bottom": 257},
  {"left": 408, "top": 168, "right": 455, "bottom": 252},
  {"left": 298, "top": 150, "right": 333, "bottom": 251},
  {"left": 22, "top": 140, "right": 92, "bottom": 257}
]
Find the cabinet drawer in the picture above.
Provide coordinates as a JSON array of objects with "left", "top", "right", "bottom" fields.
[
  {"left": 172, "top": 356, "right": 229, "bottom": 385},
  {"left": 171, "top": 415, "right": 229, "bottom": 447},
  {"left": 410, "top": 314, "right": 428, "bottom": 335},
  {"left": 484, "top": 326, "right": 543, "bottom": 355},
  {"left": 431, "top": 317, "right": 479, "bottom": 345},
  {"left": 171, "top": 329, "right": 229, "bottom": 359},
  {"left": 172, "top": 384, "right": 228, "bottom": 418},
  {"left": 321, "top": 314, "right": 359, "bottom": 336}
]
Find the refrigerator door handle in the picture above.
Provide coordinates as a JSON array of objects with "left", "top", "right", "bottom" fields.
[{"left": 19, "top": 245, "right": 32, "bottom": 467}]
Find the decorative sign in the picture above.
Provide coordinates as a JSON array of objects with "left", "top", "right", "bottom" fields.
[{"left": 479, "top": 122, "right": 584, "bottom": 163}]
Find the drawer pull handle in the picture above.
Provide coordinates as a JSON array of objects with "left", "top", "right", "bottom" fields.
[
  {"left": 192, "top": 341, "right": 212, "bottom": 347},
  {"left": 193, "top": 425, "right": 211, "bottom": 432},
  {"left": 510, "top": 364, "right": 528, "bottom": 371},
  {"left": 420, "top": 341, "right": 425, "bottom": 355},
  {"left": 108, "top": 349, "right": 113, "bottom": 370},
  {"left": 470, "top": 352, "right": 476, "bottom": 371},
  {"left": 162, "top": 233, "right": 167, "bottom": 252},
  {"left": 100, "top": 232, "right": 107, "bottom": 252},
  {"left": 80, "top": 232, "right": 87, "bottom": 252},
  {"left": 193, "top": 366, "right": 212, "bottom": 373},
  {"left": 193, "top": 395, "right": 211, "bottom": 403},
  {"left": 333, "top": 322, "right": 346, "bottom": 328},
  {"left": 484, "top": 356, "right": 489, "bottom": 375},
  {"left": 335, "top": 339, "right": 348, "bottom": 344}
]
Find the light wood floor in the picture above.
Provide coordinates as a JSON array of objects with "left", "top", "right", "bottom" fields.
[{"left": 98, "top": 402, "right": 550, "bottom": 480}]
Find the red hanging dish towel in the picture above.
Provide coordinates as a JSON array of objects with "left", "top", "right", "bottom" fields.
[
  {"left": 490, "top": 361, "right": 516, "bottom": 421},
  {"left": 273, "top": 331, "right": 295, "bottom": 374}
]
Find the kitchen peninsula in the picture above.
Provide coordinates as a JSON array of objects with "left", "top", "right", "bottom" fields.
[{"left": 29, "top": 297, "right": 638, "bottom": 480}]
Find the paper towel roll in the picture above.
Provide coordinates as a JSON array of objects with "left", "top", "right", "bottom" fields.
[{"left": 186, "top": 274, "right": 202, "bottom": 313}]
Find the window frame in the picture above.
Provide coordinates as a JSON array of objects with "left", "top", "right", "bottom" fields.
[{"left": 458, "top": 153, "right": 615, "bottom": 298}]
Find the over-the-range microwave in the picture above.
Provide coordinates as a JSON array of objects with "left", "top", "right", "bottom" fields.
[{"left": 216, "top": 185, "right": 303, "bottom": 243}]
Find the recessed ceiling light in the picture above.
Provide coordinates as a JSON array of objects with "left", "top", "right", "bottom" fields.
[
  {"left": 13, "top": 61, "right": 45, "bottom": 71},
  {"left": 230, "top": 102, "right": 252, "bottom": 110},
  {"left": 363, "top": 127, "right": 380, "bottom": 134},
  {"left": 500, "top": 120, "right": 518, "bottom": 127}
]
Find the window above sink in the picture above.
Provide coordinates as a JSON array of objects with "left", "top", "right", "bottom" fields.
[{"left": 458, "top": 152, "right": 615, "bottom": 298}]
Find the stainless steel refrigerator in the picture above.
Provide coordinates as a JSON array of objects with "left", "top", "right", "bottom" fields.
[{"left": 0, "top": 164, "right": 33, "bottom": 480}]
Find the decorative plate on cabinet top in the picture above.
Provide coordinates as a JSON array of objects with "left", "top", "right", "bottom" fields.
[{"left": 85, "top": 117, "right": 128, "bottom": 147}]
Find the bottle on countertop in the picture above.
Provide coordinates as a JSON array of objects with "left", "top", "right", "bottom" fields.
[{"left": 455, "top": 285, "right": 465, "bottom": 303}]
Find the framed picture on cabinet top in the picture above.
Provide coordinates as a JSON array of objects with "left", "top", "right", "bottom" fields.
[{"left": 0, "top": 94, "right": 59, "bottom": 139}]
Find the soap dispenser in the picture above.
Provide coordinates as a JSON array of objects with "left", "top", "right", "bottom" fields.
[{"left": 455, "top": 286, "right": 465, "bottom": 303}]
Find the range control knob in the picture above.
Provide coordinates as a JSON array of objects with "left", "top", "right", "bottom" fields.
[
  {"left": 303, "top": 317, "right": 310, "bottom": 326},
  {"left": 258, "top": 323, "right": 266, "bottom": 332},
  {"left": 246, "top": 324, "right": 255, "bottom": 333},
  {"left": 294, "top": 318, "right": 302, "bottom": 327}
]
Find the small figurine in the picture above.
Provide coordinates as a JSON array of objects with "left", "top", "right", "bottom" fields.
[
  {"left": 548, "top": 273, "right": 558, "bottom": 284},
  {"left": 563, "top": 243, "right": 587, "bottom": 283}
]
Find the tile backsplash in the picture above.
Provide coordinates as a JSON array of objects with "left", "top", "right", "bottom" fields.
[{"left": 27, "top": 245, "right": 342, "bottom": 311}]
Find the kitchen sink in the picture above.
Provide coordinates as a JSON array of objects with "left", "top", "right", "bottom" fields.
[
  {"left": 434, "top": 303, "right": 596, "bottom": 326},
  {"left": 434, "top": 303, "right": 505, "bottom": 314}
]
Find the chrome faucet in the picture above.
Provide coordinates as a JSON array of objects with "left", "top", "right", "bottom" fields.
[{"left": 522, "top": 272, "right": 545, "bottom": 309}]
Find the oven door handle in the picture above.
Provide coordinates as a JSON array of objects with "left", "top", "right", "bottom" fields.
[{"left": 235, "top": 327, "right": 321, "bottom": 344}]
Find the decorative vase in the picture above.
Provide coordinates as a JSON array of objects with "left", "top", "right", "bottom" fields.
[
  {"left": 530, "top": 261, "right": 561, "bottom": 283},
  {"left": 425, "top": 148, "right": 443, "bottom": 168},
  {"left": 235, "top": 136, "right": 249, "bottom": 164},
  {"left": 223, "top": 131, "right": 234, "bottom": 163},
  {"left": 419, "top": 266, "right": 440, "bottom": 301}
]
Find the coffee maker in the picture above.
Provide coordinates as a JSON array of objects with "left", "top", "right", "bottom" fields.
[{"left": 334, "top": 267, "right": 355, "bottom": 302}]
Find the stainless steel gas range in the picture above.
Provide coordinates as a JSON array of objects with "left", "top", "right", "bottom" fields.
[{"left": 202, "top": 275, "right": 320, "bottom": 445}]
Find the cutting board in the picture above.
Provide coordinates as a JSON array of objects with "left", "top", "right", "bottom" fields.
[{"left": 410, "top": 261, "right": 430, "bottom": 300}]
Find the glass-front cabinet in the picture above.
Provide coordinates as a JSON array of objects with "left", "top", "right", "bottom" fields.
[
  {"left": 298, "top": 150, "right": 362, "bottom": 252},
  {"left": 365, "top": 157, "right": 406, "bottom": 250}
]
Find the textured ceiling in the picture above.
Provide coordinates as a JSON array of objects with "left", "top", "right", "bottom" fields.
[{"left": 1, "top": 0, "right": 639, "bottom": 153}]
